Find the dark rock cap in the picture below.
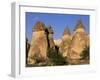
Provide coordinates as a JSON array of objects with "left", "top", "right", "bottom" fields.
[
  {"left": 46, "top": 25, "right": 54, "bottom": 34},
  {"left": 32, "top": 21, "right": 45, "bottom": 32},
  {"left": 74, "top": 19, "right": 85, "bottom": 31}
]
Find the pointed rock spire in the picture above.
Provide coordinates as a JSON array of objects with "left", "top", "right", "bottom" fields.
[
  {"left": 32, "top": 21, "right": 45, "bottom": 32},
  {"left": 46, "top": 25, "right": 54, "bottom": 34},
  {"left": 74, "top": 19, "right": 85, "bottom": 31},
  {"left": 63, "top": 27, "right": 71, "bottom": 36}
]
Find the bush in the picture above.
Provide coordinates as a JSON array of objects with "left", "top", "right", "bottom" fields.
[
  {"left": 80, "top": 46, "right": 89, "bottom": 60},
  {"left": 47, "top": 48, "right": 67, "bottom": 65}
]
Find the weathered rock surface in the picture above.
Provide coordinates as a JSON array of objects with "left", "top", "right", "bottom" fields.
[
  {"left": 67, "top": 19, "right": 89, "bottom": 64},
  {"left": 27, "top": 19, "right": 90, "bottom": 66},
  {"left": 59, "top": 27, "right": 71, "bottom": 58},
  {"left": 45, "top": 26, "right": 55, "bottom": 48},
  {"left": 26, "top": 38, "right": 30, "bottom": 64},
  {"left": 54, "top": 39, "right": 61, "bottom": 47},
  {"left": 27, "top": 22, "right": 56, "bottom": 65},
  {"left": 27, "top": 21, "right": 48, "bottom": 64}
]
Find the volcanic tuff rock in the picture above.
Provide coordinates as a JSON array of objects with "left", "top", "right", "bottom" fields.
[
  {"left": 45, "top": 25, "right": 55, "bottom": 48},
  {"left": 27, "top": 19, "right": 90, "bottom": 65},
  {"left": 27, "top": 21, "right": 48, "bottom": 64},
  {"left": 59, "top": 27, "right": 71, "bottom": 58},
  {"left": 26, "top": 38, "right": 30, "bottom": 64},
  {"left": 27, "top": 22, "right": 56, "bottom": 65},
  {"left": 54, "top": 39, "right": 61, "bottom": 47},
  {"left": 67, "top": 19, "right": 89, "bottom": 64}
]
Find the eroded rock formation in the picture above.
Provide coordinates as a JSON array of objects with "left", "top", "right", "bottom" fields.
[
  {"left": 27, "top": 19, "right": 90, "bottom": 65},
  {"left": 59, "top": 27, "right": 71, "bottom": 58},
  {"left": 27, "top": 21, "right": 48, "bottom": 64},
  {"left": 45, "top": 25, "right": 55, "bottom": 49},
  {"left": 67, "top": 19, "right": 89, "bottom": 64},
  {"left": 27, "top": 22, "right": 56, "bottom": 65}
]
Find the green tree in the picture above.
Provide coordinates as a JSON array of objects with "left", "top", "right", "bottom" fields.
[
  {"left": 80, "top": 46, "right": 90, "bottom": 60},
  {"left": 47, "top": 48, "right": 67, "bottom": 65}
]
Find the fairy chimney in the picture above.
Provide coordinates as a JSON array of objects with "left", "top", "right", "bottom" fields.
[
  {"left": 74, "top": 19, "right": 85, "bottom": 33},
  {"left": 45, "top": 25, "right": 55, "bottom": 49},
  {"left": 27, "top": 21, "right": 48, "bottom": 64},
  {"left": 59, "top": 27, "right": 71, "bottom": 57},
  {"left": 67, "top": 19, "right": 89, "bottom": 61}
]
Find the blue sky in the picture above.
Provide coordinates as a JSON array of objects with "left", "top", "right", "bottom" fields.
[{"left": 26, "top": 12, "right": 89, "bottom": 41}]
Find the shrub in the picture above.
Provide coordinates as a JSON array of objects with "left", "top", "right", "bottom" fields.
[
  {"left": 80, "top": 46, "right": 89, "bottom": 60},
  {"left": 47, "top": 48, "right": 67, "bottom": 65}
]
